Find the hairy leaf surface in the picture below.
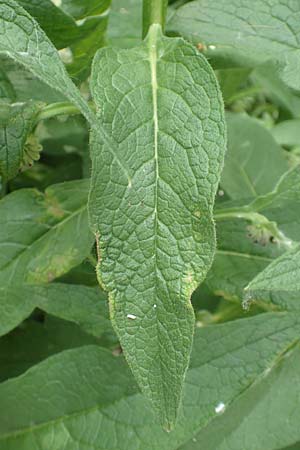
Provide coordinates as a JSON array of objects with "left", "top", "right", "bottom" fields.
[
  {"left": 0, "top": 0, "right": 95, "bottom": 123},
  {"left": 0, "top": 313, "right": 299, "bottom": 449},
  {"left": 168, "top": 0, "right": 300, "bottom": 90},
  {"left": 89, "top": 24, "right": 226, "bottom": 427}
]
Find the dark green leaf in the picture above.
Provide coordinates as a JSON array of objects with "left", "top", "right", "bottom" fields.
[
  {"left": 0, "top": 313, "right": 299, "bottom": 449},
  {"left": 206, "top": 217, "right": 283, "bottom": 299},
  {"left": 0, "top": 282, "right": 111, "bottom": 338},
  {"left": 0, "top": 315, "right": 102, "bottom": 382},
  {"left": 180, "top": 344, "right": 300, "bottom": 450}
]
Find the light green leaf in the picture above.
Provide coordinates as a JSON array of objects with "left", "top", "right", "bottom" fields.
[
  {"left": 251, "top": 62, "right": 300, "bottom": 119},
  {"left": 0, "top": 313, "right": 299, "bottom": 449},
  {"left": 88, "top": 24, "right": 226, "bottom": 428},
  {"left": 0, "top": 101, "right": 41, "bottom": 180},
  {"left": 107, "top": 0, "right": 142, "bottom": 48},
  {"left": 180, "top": 343, "right": 300, "bottom": 450},
  {"left": 217, "top": 68, "right": 251, "bottom": 105},
  {"left": 245, "top": 244, "right": 300, "bottom": 311},
  {"left": 221, "top": 114, "right": 289, "bottom": 200},
  {"left": 168, "top": 0, "right": 300, "bottom": 90},
  {"left": 0, "top": 282, "right": 111, "bottom": 338},
  {"left": 271, "top": 120, "right": 300, "bottom": 147},
  {"left": 0, "top": 179, "right": 93, "bottom": 286},
  {"left": 0, "top": 0, "right": 95, "bottom": 123}
]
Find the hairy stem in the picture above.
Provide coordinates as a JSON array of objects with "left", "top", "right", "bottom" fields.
[{"left": 35, "top": 102, "right": 96, "bottom": 124}]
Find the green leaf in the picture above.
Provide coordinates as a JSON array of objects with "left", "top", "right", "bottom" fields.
[
  {"left": 34, "top": 283, "right": 112, "bottom": 338},
  {"left": 0, "top": 0, "right": 95, "bottom": 123},
  {"left": 60, "top": 0, "right": 110, "bottom": 19},
  {"left": 179, "top": 343, "right": 300, "bottom": 450},
  {"left": 0, "top": 315, "right": 102, "bottom": 382},
  {"left": 206, "top": 216, "right": 283, "bottom": 299},
  {"left": 221, "top": 114, "right": 289, "bottom": 200},
  {"left": 17, "top": 0, "right": 111, "bottom": 79},
  {"left": 251, "top": 62, "right": 300, "bottom": 119},
  {"left": 168, "top": 0, "right": 300, "bottom": 90},
  {"left": 248, "top": 165, "right": 300, "bottom": 241},
  {"left": 17, "top": 0, "right": 79, "bottom": 49},
  {"left": 0, "top": 282, "right": 111, "bottom": 338},
  {"left": 271, "top": 120, "right": 300, "bottom": 147},
  {"left": 0, "top": 179, "right": 93, "bottom": 286},
  {"left": 0, "top": 101, "right": 41, "bottom": 180},
  {"left": 0, "top": 67, "right": 15, "bottom": 103},
  {"left": 107, "top": 0, "right": 142, "bottom": 48},
  {"left": 88, "top": 24, "right": 226, "bottom": 428},
  {"left": 0, "top": 313, "right": 299, "bottom": 449},
  {"left": 245, "top": 244, "right": 300, "bottom": 311}
]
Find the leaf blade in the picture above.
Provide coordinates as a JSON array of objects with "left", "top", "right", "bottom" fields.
[
  {"left": 89, "top": 25, "right": 226, "bottom": 427},
  {"left": 0, "top": 0, "right": 95, "bottom": 123}
]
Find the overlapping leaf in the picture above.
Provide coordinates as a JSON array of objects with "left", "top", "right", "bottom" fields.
[
  {"left": 168, "top": 0, "right": 300, "bottom": 90},
  {"left": 0, "top": 0, "right": 95, "bottom": 123},
  {"left": 245, "top": 244, "right": 300, "bottom": 310},
  {"left": 0, "top": 283, "right": 111, "bottom": 338},
  {"left": 0, "top": 313, "right": 299, "bottom": 449}
]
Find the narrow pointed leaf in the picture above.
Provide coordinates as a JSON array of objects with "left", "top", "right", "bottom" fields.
[
  {"left": 0, "top": 0, "right": 95, "bottom": 124},
  {"left": 89, "top": 24, "right": 226, "bottom": 427}
]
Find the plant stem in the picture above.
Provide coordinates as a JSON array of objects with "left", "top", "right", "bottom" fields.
[
  {"left": 35, "top": 102, "right": 96, "bottom": 124},
  {"left": 143, "top": 0, "right": 168, "bottom": 37},
  {"left": 214, "top": 207, "right": 295, "bottom": 250}
]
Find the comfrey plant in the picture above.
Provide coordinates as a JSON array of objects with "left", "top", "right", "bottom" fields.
[{"left": 1, "top": 1, "right": 300, "bottom": 449}]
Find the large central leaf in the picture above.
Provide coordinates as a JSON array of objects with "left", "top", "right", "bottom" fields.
[{"left": 89, "top": 24, "right": 226, "bottom": 428}]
